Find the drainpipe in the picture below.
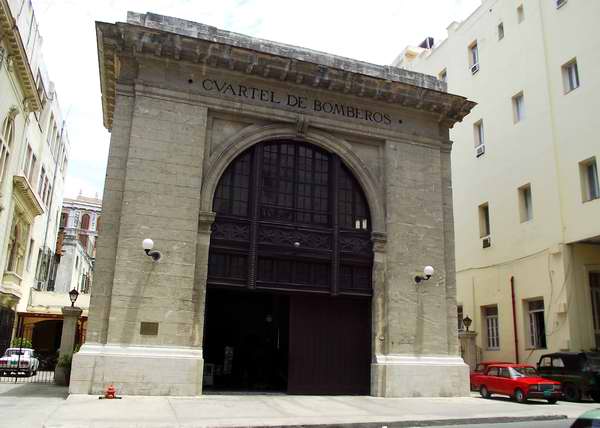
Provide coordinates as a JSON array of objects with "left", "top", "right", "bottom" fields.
[{"left": 511, "top": 276, "right": 519, "bottom": 363}]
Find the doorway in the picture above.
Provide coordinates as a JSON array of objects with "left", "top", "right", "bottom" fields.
[
  {"left": 203, "top": 288, "right": 371, "bottom": 394},
  {"left": 203, "top": 288, "right": 289, "bottom": 392},
  {"left": 205, "top": 140, "right": 374, "bottom": 394}
]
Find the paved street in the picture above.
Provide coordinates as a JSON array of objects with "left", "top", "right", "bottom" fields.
[
  {"left": 433, "top": 421, "right": 574, "bottom": 428},
  {"left": 1, "top": 384, "right": 599, "bottom": 428}
]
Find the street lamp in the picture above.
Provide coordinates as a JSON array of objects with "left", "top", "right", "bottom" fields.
[
  {"left": 414, "top": 265, "right": 435, "bottom": 284},
  {"left": 69, "top": 288, "right": 79, "bottom": 307},
  {"left": 463, "top": 316, "right": 472, "bottom": 332}
]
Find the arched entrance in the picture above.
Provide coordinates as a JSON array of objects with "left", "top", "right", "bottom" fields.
[{"left": 203, "top": 140, "right": 373, "bottom": 394}]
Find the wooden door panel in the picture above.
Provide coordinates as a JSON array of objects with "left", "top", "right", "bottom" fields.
[{"left": 288, "top": 294, "right": 370, "bottom": 394}]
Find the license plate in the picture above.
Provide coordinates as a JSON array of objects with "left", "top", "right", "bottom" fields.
[{"left": 543, "top": 390, "right": 552, "bottom": 398}]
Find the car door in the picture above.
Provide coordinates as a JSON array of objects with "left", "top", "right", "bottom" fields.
[
  {"left": 538, "top": 356, "right": 553, "bottom": 379},
  {"left": 485, "top": 367, "right": 501, "bottom": 393},
  {"left": 497, "top": 367, "right": 513, "bottom": 396}
]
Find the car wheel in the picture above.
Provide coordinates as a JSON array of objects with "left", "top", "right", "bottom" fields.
[
  {"left": 480, "top": 385, "right": 491, "bottom": 399},
  {"left": 547, "top": 398, "right": 557, "bottom": 404},
  {"left": 591, "top": 392, "right": 600, "bottom": 403},
  {"left": 514, "top": 388, "right": 527, "bottom": 403},
  {"left": 563, "top": 383, "right": 581, "bottom": 402}
]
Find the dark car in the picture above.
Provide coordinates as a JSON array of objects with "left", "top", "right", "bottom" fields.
[{"left": 537, "top": 352, "right": 600, "bottom": 402}]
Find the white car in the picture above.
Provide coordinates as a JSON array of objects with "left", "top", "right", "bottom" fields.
[{"left": 0, "top": 348, "right": 40, "bottom": 376}]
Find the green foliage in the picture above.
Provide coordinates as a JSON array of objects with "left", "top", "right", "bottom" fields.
[
  {"left": 57, "top": 354, "right": 72, "bottom": 370},
  {"left": 11, "top": 337, "right": 33, "bottom": 348}
]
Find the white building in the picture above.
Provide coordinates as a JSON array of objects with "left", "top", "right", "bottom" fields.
[
  {"left": 0, "top": 0, "right": 70, "bottom": 354},
  {"left": 395, "top": 0, "right": 600, "bottom": 365}
]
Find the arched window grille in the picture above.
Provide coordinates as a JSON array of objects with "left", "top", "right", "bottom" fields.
[{"left": 209, "top": 141, "right": 373, "bottom": 296}]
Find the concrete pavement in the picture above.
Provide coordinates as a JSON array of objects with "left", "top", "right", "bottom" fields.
[{"left": 1, "top": 384, "right": 599, "bottom": 427}]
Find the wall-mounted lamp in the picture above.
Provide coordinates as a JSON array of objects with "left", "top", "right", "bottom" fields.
[
  {"left": 414, "top": 265, "right": 435, "bottom": 284},
  {"left": 463, "top": 316, "right": 472, "bottom": 332},
  {"left": 142, "top": 239, "right": 162, "bottom": 262}
]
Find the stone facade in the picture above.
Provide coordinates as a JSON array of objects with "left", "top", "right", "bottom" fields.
[{"left": 70, "top": 12, "right": 475, "bottom": 397}]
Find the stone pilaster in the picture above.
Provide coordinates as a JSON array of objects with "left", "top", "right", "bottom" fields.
[
  {"left": 70, "top": 88, "right": 209, "bottom": 396},
  {"left": 55, "top": 306, "right": 82, "bottom": 385}
]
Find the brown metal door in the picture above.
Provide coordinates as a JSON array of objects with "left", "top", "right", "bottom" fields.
[{"left": 288, "top": 294, "right": 370, "bottom": 394}]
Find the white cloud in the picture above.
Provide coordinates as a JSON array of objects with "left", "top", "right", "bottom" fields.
[{"left": 31, "top": 0, "right": 480, "bottom": 197}]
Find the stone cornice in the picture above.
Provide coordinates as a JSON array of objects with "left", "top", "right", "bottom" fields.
[
  {"left": 0, "top": 0, "right": 42, "bottom": 111},
  {"left": 96, "top": 18, "right": 476, "bottom": 131},
  {"left": 13, "top": 175, "right": 44, "bottom": 222}
]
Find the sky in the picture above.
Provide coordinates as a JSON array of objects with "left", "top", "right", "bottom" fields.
[{"left": 30, "top": 0, "right": 480, "bottom": 199}]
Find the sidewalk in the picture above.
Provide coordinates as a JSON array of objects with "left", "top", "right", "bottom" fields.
[{"left": 2, "top": 384, "right": 599, "bottom": 428}]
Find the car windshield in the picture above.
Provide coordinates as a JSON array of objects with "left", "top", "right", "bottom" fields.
[
  {"left": 509, "top": 367, "right": 537, "bottom": 378},
  {"left": 5, "top": 350, "right": 28, "bottom": 357}
]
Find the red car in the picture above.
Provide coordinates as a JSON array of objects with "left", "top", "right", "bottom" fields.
[
  {"left": 477, "top": 363, "right": 562, "bottom": 403},
  {"left": 470, "top": 361, "right": 511, "bottom": 391}
]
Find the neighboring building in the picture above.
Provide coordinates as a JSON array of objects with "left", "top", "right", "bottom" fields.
[
  {"left": 19, "top": 194, "right": 101, "bottom": 358},
  {"left": 395, "top": 0, "right": 600, "bottom": 365},
  {"left": 0, "top": 0, "right": 70, "bottom": 355},
  {"left": 70, "top": 12, "right": 475, "bottom": 397},
  {"left": 55, "top": 194, "right": 101, "bottom": 294}
]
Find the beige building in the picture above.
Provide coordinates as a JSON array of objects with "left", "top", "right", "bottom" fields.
[
  {"left": 0, "top": 0, "right": 70, "bottom": 355},
  {"left": 70, "top": 12, "right": 475, "bottom": 397},
  {"left": 395, "top": 0, "right": 600, "bottom": 366}
]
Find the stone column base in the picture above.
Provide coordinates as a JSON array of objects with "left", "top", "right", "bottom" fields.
[
  {"left": 69, "top": 343, "right": 204, "bottom": 396},
  {"left": 371, "top": 354, "right": 469, "bottom": 397}
]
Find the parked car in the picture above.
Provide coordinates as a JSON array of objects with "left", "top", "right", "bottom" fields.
[
  {"left": 0, "top": 348, "right": 40, "bottom": 376},
  {"left": 477, "top": 363, "right": 562, "bottom": 403},
  {"left": 537, "top": 352, "right": 600, "bottom": 402},
  {"left": 470, "top": 360, "right": 512, "bottom": 391}
]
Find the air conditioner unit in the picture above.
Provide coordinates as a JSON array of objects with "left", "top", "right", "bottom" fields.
[
  {"left": 470, "top": 63, "right": 480, "bottom": 75},
  {"left": 482, "top": 236, "right": 491, "bottom": 248},
  {"left": 476, "top": 144, "right": 485, "bottom": 157}
]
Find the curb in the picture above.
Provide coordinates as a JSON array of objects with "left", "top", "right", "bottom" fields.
[{"left": 225, "top": 414, "right": 568, "bottom": 428}]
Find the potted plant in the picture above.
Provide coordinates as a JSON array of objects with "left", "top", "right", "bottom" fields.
[{"left": 55, "top": 354, "right": 72, "bottom": 386}]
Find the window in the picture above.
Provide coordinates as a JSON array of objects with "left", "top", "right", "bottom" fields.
[
  {"left": 457, "top": 305, "right": 464, "bottom": 330},
  {"left": 23, "top": 146, "right": 37, "bottom": 185},
  {"left": 474, "top": 120, "right": 484, "bottom": 148},
  {"left": 468, "top": 41, "right": 479, "bottom": 73},
  {"left": 488, "top": 367, "right": 499, "bottom": 377},
  {"left": 517, "top": 4, "right": 525, "bottom": 23},
  {"left": 556, "top": 0, "right": 567, "bottom": 9},
  {"left": 562, "top": 59, "right": 580, "bottom": 93},
  {"left": 81, "top": 213, "right": 90, "bottom": 230},
  {"left": 498, "top": 23, "right": 504, "bottom": 40},
  {"left": 540, "top": 357, "right": 551, "bottom": 368},
  {"left": 484, "top": 306, "right": 500, "bottom": 349},
  {"left": 527, "top": 299, "right": 547, "bottom": 349},
  {"left": 518, "top": 184, "right": 533, "bottom": 222},
  {"left": 512, "top": 92, "right": 525, "bottom": 122},
  {"left": 479, "top": 203, "right": 491, "bottom": 238},
  {"left": 37, "top": 167, "right": 46, "bottom": 196},
  {"left": 1, "top": 111, "right": 16, "bottom": 185},
  {"left": 439, "top": 68, "right": 447, "bottom": 83},
  {"left": 498, "top": 368, "right": 510, "bottom": 378},
  {"left": 35, "top": 71, "right": 46, "bottom": 109},
  {"left": 26, "top": 239, "right": 34, "bottom": 271},
  {"left": 580, "top": 158, "right": 599, "bottom": 202},
  {"left": 60, "top": 212, "right": 68, "bottom": 228}
]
